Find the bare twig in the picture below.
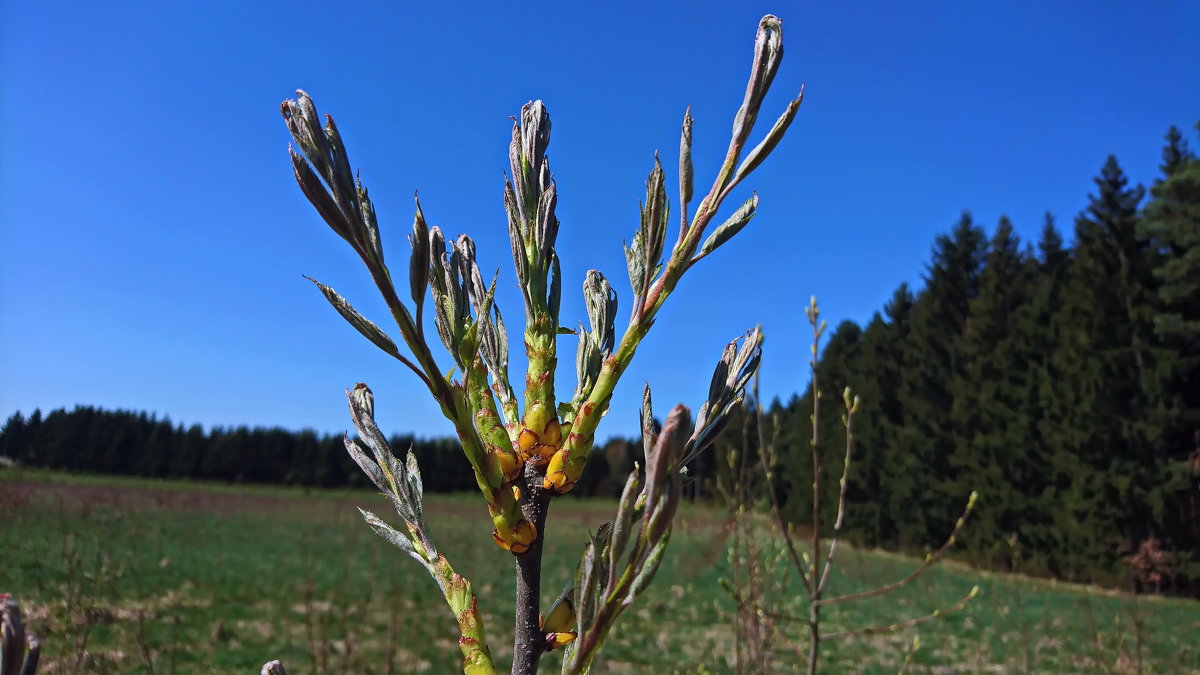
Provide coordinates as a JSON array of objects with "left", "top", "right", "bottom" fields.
[
  {"left": 738, "top": 297, "right": 980, "bottom": 675},
  {"left": 816, "top": 388, "right": 858, "bottom": 595},
  {"left": 822, "top": 585, "right": 980, "bottom": 640},
  {"left": 819, "top": 491, "right": 977, "bottom": 607},
  {"left": 757, "top": 393, "right": 812, "bottom": 596},
  {"left": 804, "top": 297, "right": 826, "bottom": 675}
]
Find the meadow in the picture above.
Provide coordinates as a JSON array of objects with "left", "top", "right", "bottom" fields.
[{"left": 1, "top": 470, "right": 1197, "bottom": 674}]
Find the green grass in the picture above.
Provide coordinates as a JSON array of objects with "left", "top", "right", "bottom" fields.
[{"left": 2, "top": 469, "right": 1197, "bottom": 673}]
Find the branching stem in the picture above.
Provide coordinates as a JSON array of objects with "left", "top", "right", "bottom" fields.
[
  {"left": 806, "top": 309, "right": 823, "bottom": 675},
  {"left": 512, "top": 467, "right": 551, "bottom": 675},
  {"left": 817, "top": 401, "right": 855, "bottom": 595},
  {"left": 821, "top": 587, "right": 978, "bottom": 641},
  {"left": 755, "top": 381, "right": 812, "bottom": 596},
  {"left": 818, "top": 494, "right": 975, "bottom": 608}
]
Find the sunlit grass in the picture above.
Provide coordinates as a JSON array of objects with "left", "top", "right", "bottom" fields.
[{"left": 2, "top": 470, "right": 1197, "bottom": 673}]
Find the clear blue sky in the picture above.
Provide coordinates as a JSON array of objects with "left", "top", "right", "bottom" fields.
[{"left": 2, "top": 1, "right": 1197, "bottom": 440}]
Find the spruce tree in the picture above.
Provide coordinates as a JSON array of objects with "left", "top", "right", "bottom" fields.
[
  {"left": 856, "top": 284, "right": 915, "bottom": 547},
  {"left": 1141, "top": 125, "right": 1199, "bottom": 366},
  {"left": 1159, "top": 125, "right": 1192, "bottom": 178},
  {"left": 949, "top": 217, "right": 1036, "bottom": 567},
  {"left": 1139, "top": 124, "right": 1200, "bottom": 587},
  {"left": 1052, "top": 155, "right": 1159, "bottom": 581},
  {"left": 894, "top": 213, "right": 987, "bottom": 547},
  {"left": 0, "top": 412, "right": 27, "bottom": 464},
  {"left": 1020, "top": 215, "right": 1074, "bottom": 575},
  {"left": 844, "top": 312, "right": 891, "bottom": 545}
]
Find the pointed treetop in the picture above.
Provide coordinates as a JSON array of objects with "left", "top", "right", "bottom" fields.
[
  {"left": 1159, "top": 126, "right": 1194, "bottom": 180},
  {"left": 1037, "top": 213, "right": 1066, "bottom": 265}
]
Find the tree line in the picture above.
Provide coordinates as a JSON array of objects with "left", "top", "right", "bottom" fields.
[
  {"left": 730, "top": 123, "right": 1198, "bottom": 596},
  {"left": 2, "top": 124, "right": 1196, "bottom": 595},
  {"left": 0, "top": 405, "right": 645, "bottom": 498}
]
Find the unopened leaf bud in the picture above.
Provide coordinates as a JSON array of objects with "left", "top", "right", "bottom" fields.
[
  {"left": 491, "top": 530, "right": 508, "bottom": 551},
  {"left": 523, "top": 402, "right": 553, "bottom": 436},
  {"left": 543, "top": 449, "right": 576, "bottom": 494},
  {"left": 541, "top": 418, "right": 562, "bottom": 446},
  {"left": 545, "top": 631, "right": 577, "bottom": 649},
  {"left": 491, "top": 518, "right": 538, "bottom": 554},
  {"left": 509, "top": 520, "right": 537, "bottom": 554},
  {"left": 540, "top": 594, "right": 575, "bottom": 634},
  {"left": 493, "top": 451, "right": 523, "bottom": 483},
  {"left": 351, "top": 382, "right": 374, "bottom": 420},
  {"left": 518, "top": 428, "right": 539, "bottom": 454}
]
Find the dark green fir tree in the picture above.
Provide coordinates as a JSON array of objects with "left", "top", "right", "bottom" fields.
[
  {"left": 948, "top": 217, "right": 1037, "bottom": 567},
  {"left": 894, "top": 212, "right": 987, "bottom": 547},
  {"left": 1139, "top": 124, "right": 1200, "bottom": 588}
]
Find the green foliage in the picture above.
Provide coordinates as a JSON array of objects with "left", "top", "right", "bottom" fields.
[
  {"left": 1138, "top": 124, "right": 1200, "bottom": 585},
  {"left": 889, "top": 213, "right": 988, "bottom": 548},
  {"left": 948, "top": 218, "right": 1036, "bottom": 564},
  {"left": 758, "top": 125, "right": 1200, "bottom": 596}
]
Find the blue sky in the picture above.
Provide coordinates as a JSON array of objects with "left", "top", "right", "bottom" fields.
[{"left": 2, "top": 1, "right": 1197, "bottom": 440}]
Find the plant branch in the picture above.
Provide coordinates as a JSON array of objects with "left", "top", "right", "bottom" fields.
[
  {"left": 512, "top": 472, "right": 552, "bottom": 675},
  {"left": 549, "top": 16, "right": 799, "bottom": 496},
  {"left": 817, "top": 389, "right": 858, "bottom": 595},
  {"left": 303, "top": 274, "right": 433, "bottom": 390},
  {"left": 755, "top": 375, "right": 813, "bottom": 596},
  {"left": 821, "top": 586, "right": 980, "bottom": 641},
  {"left": 346, "top": 385, "right": 496, "bottom": 674},
  {"left": 283, "top": 13, "right": 802, "bottom": 674},
  {"left": 807, "top": 298, "right": 824, "bottom": 593},
  {"left": 818, "top": 491, "right": 977, "bottom": 607},
  {"left": 804, "top": 297, "right": 824, "bottom": 675}
]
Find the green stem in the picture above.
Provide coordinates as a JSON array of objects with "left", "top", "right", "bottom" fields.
[
  {"left": 467, "top": 358, "right": 521, "bottom": 485},
  {"left": 521, "top": 315, "right": 558, "bottom": 417},
  {"left": 431, "top": 555, "right": 497, "bottom": 675}
]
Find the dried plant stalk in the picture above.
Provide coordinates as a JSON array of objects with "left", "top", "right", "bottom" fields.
[{"left": 738, "top": 297, "right": 980, "bottom": 675}]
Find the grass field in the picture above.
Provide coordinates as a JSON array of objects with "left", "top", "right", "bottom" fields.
[{"left": 2, "top": 470, "right": 1197, "bottom": 674}]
